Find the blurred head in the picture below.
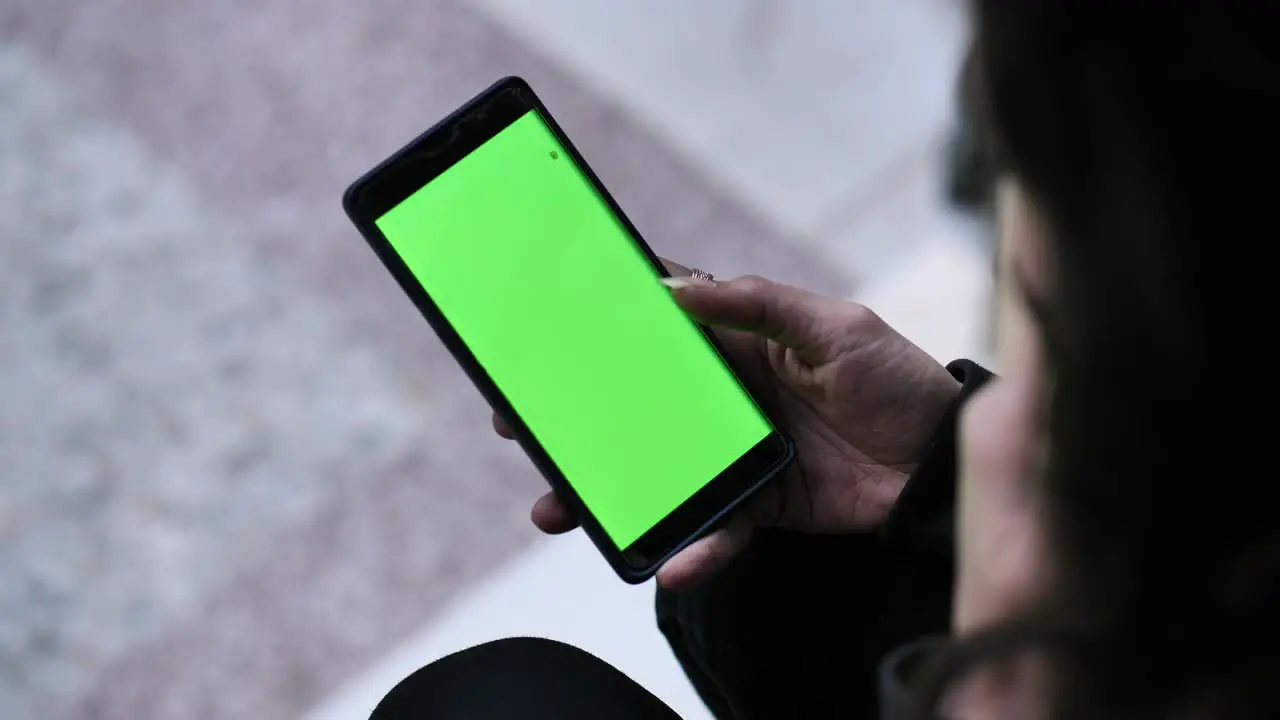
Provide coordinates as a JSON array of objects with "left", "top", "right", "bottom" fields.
[{"left": 932, "top": 1, "right": 1280, "bottom": 717}]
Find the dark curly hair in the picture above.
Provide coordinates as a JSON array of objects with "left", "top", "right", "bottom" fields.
[{"left": 917, "top": 2, "right": 1280, "bottom": 717}]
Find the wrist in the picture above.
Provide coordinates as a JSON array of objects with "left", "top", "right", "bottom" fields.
[
  {"left": 863, "top": 468, "right": 913, "bottom": 529},
  {"left": 879, "top": 359, "right": 995, "bottom": 552},
  {"left": 905, "top": 375, "right": 964, "bottom": 478}
]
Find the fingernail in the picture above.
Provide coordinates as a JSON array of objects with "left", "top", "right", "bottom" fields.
[{"left": 660, "top": 276, "right": 713, "bottom": 290}]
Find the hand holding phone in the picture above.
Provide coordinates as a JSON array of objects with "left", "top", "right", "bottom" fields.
[
  {"left": 345, "top": 77, "right": 961, "bottom": 584},
  {"left": 500, "top": 263, "right": 966, "bottom": 588}
]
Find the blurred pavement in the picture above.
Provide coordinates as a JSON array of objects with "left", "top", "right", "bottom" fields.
[{"left": 0, "top": 1, "right": 987, "bottom": 717}]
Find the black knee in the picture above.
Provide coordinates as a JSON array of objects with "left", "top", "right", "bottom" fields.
[{"left": 371, "top": 637, "right": 680, "bottom": 720}]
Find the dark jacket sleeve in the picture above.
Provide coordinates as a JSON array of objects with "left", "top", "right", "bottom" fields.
[
  {"left": 879, "top": 359, "right": 995, "bottom": 557},
  {"left": 876, "top": 359, "right": 994, "bottom": 720},
  {"left": 654, "top": 360, "right": 994, "bottom": 720}
]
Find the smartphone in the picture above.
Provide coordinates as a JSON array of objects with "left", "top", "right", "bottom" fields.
[{"left": 343, "top": 77, "right": 794, "bottom": 583}]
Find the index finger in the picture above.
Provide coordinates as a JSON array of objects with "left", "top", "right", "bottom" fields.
[
  {"left": 492, "top": 413, "right": 516, "bottom": 439},
  {"left": 659, "top": 257, "right": 691, "bottom": 277}
]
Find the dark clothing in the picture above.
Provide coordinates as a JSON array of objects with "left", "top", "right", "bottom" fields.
[
  {"left": 371, "top": 360, "right": 994, "bottom": 720},
  {"left": 655, "top": 359, "right": 992, "bottom": 720},
  {"left": 369, "top": 637, "right": 683, "bottom": 720}
]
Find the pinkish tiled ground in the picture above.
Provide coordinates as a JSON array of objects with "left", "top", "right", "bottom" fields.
[{"left": 0, "top": 1, "right": 855, "bottom": 717}]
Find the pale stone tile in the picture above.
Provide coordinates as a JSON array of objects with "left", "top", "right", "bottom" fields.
[
  {"left": 473, "top": 0, "right": 970, "bottom": 248},
  {"left": 0, "top": 46, "right": 428, "bottom": 717},
  {"left": 852, "top": 234, "right": 991, "bottom": 367},
  {"left": 820, "top": 132, "right": 989, "bottom": 282}
]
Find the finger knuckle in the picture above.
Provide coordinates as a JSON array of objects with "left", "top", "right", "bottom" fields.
[
  {"left": 840, "top": 301, "right": 881, "bottom": 329},
  {"left": 730, "top": 274, "right": 772, "bottom": 294}
]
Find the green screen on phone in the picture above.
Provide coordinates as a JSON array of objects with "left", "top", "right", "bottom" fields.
[{"left": 374, "top": 110, "right": 772, "bottom": 549}]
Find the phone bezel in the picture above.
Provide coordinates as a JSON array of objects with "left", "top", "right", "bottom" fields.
[{"left": 343, "top": 76, "right": 794, "bottom": 583}]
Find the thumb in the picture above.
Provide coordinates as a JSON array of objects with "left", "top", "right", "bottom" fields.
[
  {"left": 662, "top": 274, "right": 840, "bottom": 363},
  {"left": 655, "top": 515, "right": 755, "bottom": 589}
]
